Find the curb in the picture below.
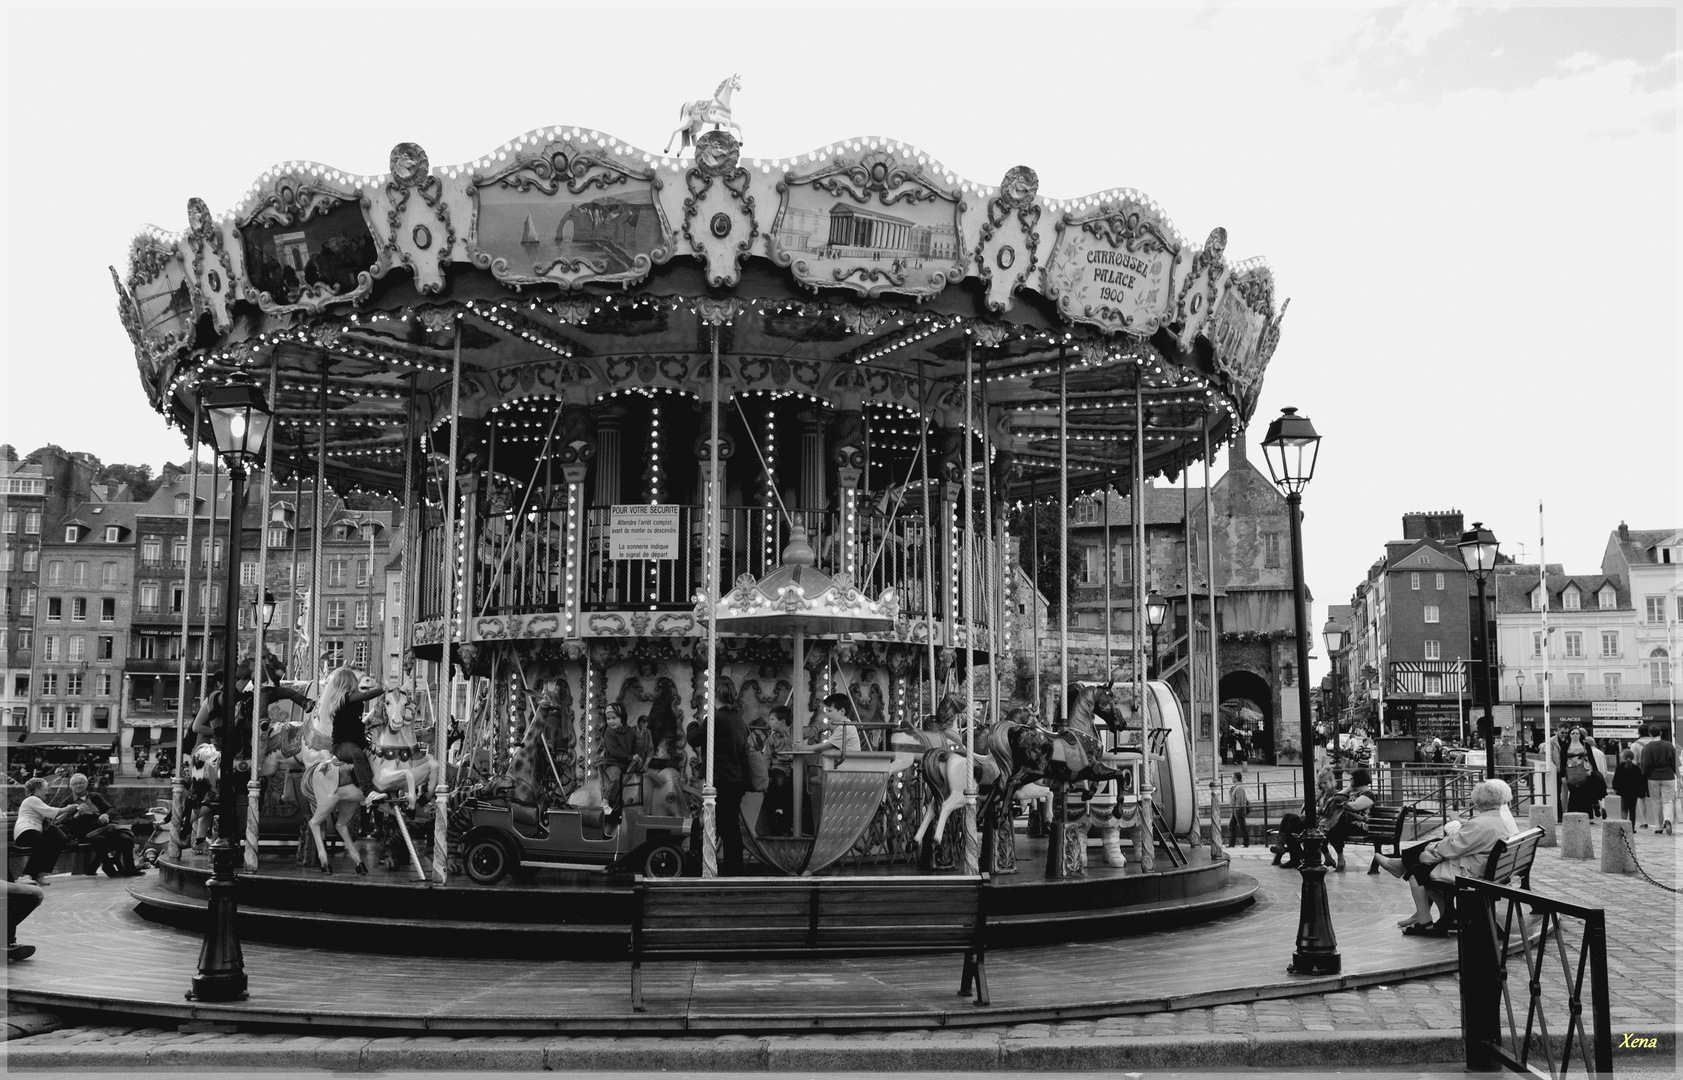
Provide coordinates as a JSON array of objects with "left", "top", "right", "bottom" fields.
[{"left": 2, "top": 1011, "right": 65, "bottom": 1042}]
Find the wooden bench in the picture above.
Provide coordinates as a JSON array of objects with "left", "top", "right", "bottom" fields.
[
  {"left": 630, "top": 875, "right": 990, "bottom": 1012},
  {"left": 1423, "top": 827, "right": 1545, "bottom": 933}
]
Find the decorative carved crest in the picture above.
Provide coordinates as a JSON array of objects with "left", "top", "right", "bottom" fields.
[
  {"left": 682, "top": 131, "right": 758, "bottom": 287},
  {"left": 184, "top": 197, "right": 239, "bottom": 333},
  {"left": 976, "top": 165, "right": 1042, "bottom": 311}
]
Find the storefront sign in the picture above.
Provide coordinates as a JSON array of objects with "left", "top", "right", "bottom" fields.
[
  {"left": 1595, "top": 723, "right": 1642, "bottom": 740},
  {"left": 609, "top": 504, "right": 680, "bottom": 560},
  {"left": 1591, "top": 701, "right": 1641, "bottom": 718}
]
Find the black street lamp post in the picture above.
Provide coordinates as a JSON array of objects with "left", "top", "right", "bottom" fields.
[
  {"left": 189, "top": 378, "right": 272, "bottom": 1003},
  {"left": 1514, "top": 672, "right": 1525, "bottom": 748},
  {"left": 1145, "top": 591, "right": 1168, "bottom": 680},
  {"left": 1261, "top": 406, "right": 1339, "bottom": 977},
  {"left": 1322, "top": 617, "right": 1348, "bottom": 784},
  {"left": 1457, "top": 522, "right": 1500, "bottom": 781}
]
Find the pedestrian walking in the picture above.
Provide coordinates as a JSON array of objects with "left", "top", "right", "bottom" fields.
[
  {"left": 1612, "top": 749, "right": 1646, "bottom": 829},
  {"left": 1227, "top": 772, "right": 1251, "bottom": 847},
  {"left": 1630, "top": 725, "right": 1656, "bottom": 827},
  {"left": 1638, "top": 725, "right": 1677, "bottom": 835}
]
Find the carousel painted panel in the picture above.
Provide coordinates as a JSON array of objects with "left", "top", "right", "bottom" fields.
[
  {"left": 1041, "top": 196, "right": 1180, "bottom": 336},
  {"left": 1209, "top": 261, "right": 1273, "bottom": 403},
  {"left": 122, "top": 232, "right": 195, "bottom": 395},
  {"left": 235, "top": 169, "right": 378, "bottom": 315},
  {"left": 769, "top": 146, "right": 966, "bottom": 299},
  {"left": 469, "top": 134, "right": 673, "bottom": 289}
]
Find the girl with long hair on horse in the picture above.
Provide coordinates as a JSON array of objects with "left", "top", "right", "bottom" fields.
[{"left": 317, "top": 666, "right": 389, "bottom": 808}]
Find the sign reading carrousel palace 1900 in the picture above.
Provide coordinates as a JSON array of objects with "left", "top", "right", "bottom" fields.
[{"left": 1041, "top": 195, "right": 1179, "bottom": 336}]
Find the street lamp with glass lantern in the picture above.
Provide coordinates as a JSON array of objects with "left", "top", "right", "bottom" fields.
[
  {"left": 1145, "top": 591, "right": 1169, "bottom": 679},
  {"left": 1457, "top": 522, "right": 1500, "bottom": 781},
  {"left": 1514, "top": 671, "right": 1525, "bottom": 750},
  {"left": 1322, "top": 616, "right": 1349, "bottom": 783},
  {"left": 189, "top": 377, "right": 272, "bottom": 1003},
  {"left": 1260, "top": 406, "right": 1339, "bottom": 977}
]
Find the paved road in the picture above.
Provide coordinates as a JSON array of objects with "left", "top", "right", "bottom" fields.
[{"left": 6, "top": 819, "right": 1677, "bottom": 1073}]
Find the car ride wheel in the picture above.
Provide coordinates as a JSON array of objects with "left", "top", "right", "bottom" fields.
[
  {"left": 642, "top": 842, "right": 685, "bottom": 878},
  {"left": 465, "top": 835, "right": 512, "bottom": 885}
]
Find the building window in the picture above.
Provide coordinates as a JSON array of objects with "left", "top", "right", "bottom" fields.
[
  {"left": 41, "top": 636, "right": 59, "bottom": 661},
  {"left": 21, "top": 588, "right": 35, "bottom": 615},
  {"left": 40, "top": 673, "right": 57, "bottom": 696},
  {"left": 267, "top": 525, "right": 288, "bottom": 549},
  {"left": 1651, "top": 648, "right": 1671, "bottom": 686},
  {"left": 65, "top": 673, "right": 82, "bottom": 697},
  {"left": 354, "top": 599, "right": 370, "bottom": 629},
  {"left": 101, "top": 562, "right": 118, "bottom": 586},
  {"left": 37, "top": 706, "right": 55, "bottom": 732},
  {"left": 139, "top": 582, "right": 159, "bottom": 612},
  {"left": 1532, "top": 588, "right": 1545, "bottom": 611},
  {"left": 1070, "top": 500, "right": 1100, "bottom": 525},
  {"left": 64, "top": 526, "right": 78, "bottom": 543},
  {"left": 175, "top": 494, "right": 191, "bottom": 514},
  {"left": 1423, "top": 604, "right": 1440, "bottom": 624},
  {"left": 101, "top": 597, "right": 115, "bottom": 622},
  {"left": 333, "top": 524, "right": 352, "bottom": 541},
  {"left": 1417, "top": 553, "right": 1429, "bottom": 565},
  {"left": 1646, "top": 597, "right": 1666, "bottom": 624},
  {"left": 200, "top": 538, "right": 222, "bottom": 567},
  {"left": 197, "top": 583, "right": 220, "bottom": 613},
  {"left": 1424, "top": 639, "right": 1440, "bottom": 660},
  {"left": 15, "top": 629, "right": 28, "bottom": 652},
  {"left": 134, "top": 636, "right": 157, "bottom": 660},
  {"left": 1262, "top": 532, "right": 1281, "bottom": 567},
  {"left": 1566, "top": 672, "right": 1584, "bottom": 688},
  {"left": 68, "top": 636, "right": 84, "bottom": 661},
  {"left": 1435, "top": 572, "right": 1445, "bottom": 590},
  {"left": 97, "top": 635, "right": 113, "bottom": 660},
  {"left": 323, "top": 640, "right": 345, "bottom": 668},
  {"left": 356, "top": 558, "right": 371, "bottom": 586},
  {"left": 22, "top": 548, "right": 37, "bottom": 571},
  {"left": 1410, "top": 572, "right": 1420, "bottom": 591},
  {"left": 23, "top": 511, "right": 40, "bottom": 534},
  {"left": 1564, "top": 632, "right": 1583, "bottom": 658},
  {"left": 326, "top": 600, "right": 346, "bottom": 629},
  {"left": 105, "top": 526, "right": 120, "bottom": 543},
  {"left": 1601, "top": 631, "right": 1619, "bottom": 658},
  {"left": 1423, "top": 674, "right": 1444, "bottom": 695},
  {"left": 45, "top": 560, "right": 63, "bottom": 585},
  {"left": 1605, "top": 672, "right": 1620, "bottom": 690},
  {"left": 1677, "top": 596, "right": 1683, "bottom": 622},
  {"left": 171, "top": 585, "right": 185, "bottom": 614},
  {"left": 1599, "top": 587, "right": 1616, "bottom": 610},
  {"left": 46, "top": 596, "right": 61, "bottom": 622},
  {"left": 72, "top": 596, "right": 87, "bottom": 621},
  {"left": 142, "top": 537, "right": 160, "bottom": 563},
  {"left": 1533, "top": 631, "right": 1544, "bottom": 657},
  {"left": 241, "top": 561, "right": 258, "bottom": 587},
  {"left": 71, "top": 561, "right": 87, "bottom": 585},
  {"left": 171, "top": 538, "right": 187, "bottom": 565},
  {"left": 0, "top": 549, "right": 11, "bottom": 572},
  {"left": 1562, "top": 588, "right": 1580, "bottom": 610},
  {"left": 327, "top": 559, "right": 349, "bottom": 588},
  {"left": 63, "top": 705, "right": 80, "bottom": 731},
  {"left": 96, "top": 674, "right": 112, "bottom": 696},
  {"left": 1, "top": 510, "right": 14, "bottom": 533},
  {"left": 353, "top": 640, "right": 370, "bottom": 668}
]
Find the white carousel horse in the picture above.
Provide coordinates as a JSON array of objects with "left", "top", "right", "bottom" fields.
[
  {"left": 364, "top": 686, "right": 437, "bottom": 810},
  {"left": 295, "top": 696, "right": 368, "bottom": 875},
  {"left": 567, "top": 766, "right": 688, "bottom": 820},
  {"left": 664, "top": 74, "right": 742, "bottom": 154}
]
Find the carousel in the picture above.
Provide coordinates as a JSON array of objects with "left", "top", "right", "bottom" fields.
[{"left": 114, "top": 83, "right": 1283, "bottom": 959}]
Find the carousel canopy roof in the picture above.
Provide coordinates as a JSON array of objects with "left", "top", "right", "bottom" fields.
[{"left": 114, "top": 121, "right": 1284, "bottom": 500}]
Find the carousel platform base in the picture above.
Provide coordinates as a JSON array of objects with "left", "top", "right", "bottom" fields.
[
  {"left": 7, "top": 848, "right": 1463, "bottom": 1035},
  {"left": 124, "top": 836, "right": 1254, "bottom": 960}
]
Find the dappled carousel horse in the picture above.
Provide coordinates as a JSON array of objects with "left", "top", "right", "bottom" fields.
[{"left": 364, "top": 687, "right": 436, "bottom": 810}]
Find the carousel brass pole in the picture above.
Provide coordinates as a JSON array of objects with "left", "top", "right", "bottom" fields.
[
  {"left": 1030, "top": 481, "right": 1040, "bottom": 715},
  {"left": 702, "top": 320, "right": 723, "bottom": 878},
  {"left": 402, "top": 382, "right": 418, "bottom": 667},
  {"left": 1048, "top": 344, "right": 1069, "bottom": 880},
  {"left": 197, "top": 466, "right": 218, "bottom": 712},
  {"left": 312, "top": 358, "right": 328, "bottom": 688},
  {"left": 1204, "top": 427, "right": 1223, "bottom": 857},
  {"left": 979, "top": 349, "right": 1000, "bottom": 741},
  {"left": 285, "top": 429, "right": 301, "bottom": 680},
  {"left": 168, "top": 404, "right": 203, "bottom": 861},
  {"left": 960, "top": 336, "right": 979, "bottom": 875},
  {"left": 1134, "top": 382, "right": 1146, "bottom": 712},
  {"left": 433, "top": 323, "right": 463, "bottom": 884},
  {"left": 918, "top": 360, "right": 938, "bottom": 719},
  {"left": 1104, "top": 487, "right": 1112, "bottom": 680},
  {"left": 244, "top": 356, "right": 279, "bottom": 873}
]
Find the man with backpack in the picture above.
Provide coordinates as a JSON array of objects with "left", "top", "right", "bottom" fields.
[{"left": 1639, "top": 725, "right": 1677, "bottom": 835}]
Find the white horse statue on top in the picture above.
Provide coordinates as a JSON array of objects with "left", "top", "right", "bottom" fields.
[{"left": 664, "top": 74, "right": 742, "bottom": 154}]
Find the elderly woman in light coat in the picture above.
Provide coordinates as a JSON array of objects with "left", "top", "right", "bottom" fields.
[{"left": 1375, "top": 778, "right": 1515, "bottom": 934}]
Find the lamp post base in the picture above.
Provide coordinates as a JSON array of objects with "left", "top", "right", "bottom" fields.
[
  {"left": 188, "top": 838, "right": 247, "bottom": 1002},
  {"left": 1286, "top": 829, "right": 1341, "bottom": 976}
]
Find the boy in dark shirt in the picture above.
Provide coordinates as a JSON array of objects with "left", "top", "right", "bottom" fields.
[{"left": 601, "top": 704, "right": 644, "bottom": 825}]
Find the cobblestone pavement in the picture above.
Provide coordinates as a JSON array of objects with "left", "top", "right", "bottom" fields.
[{"left": 6, "top": 822, "right": 1677, "bottom": 1072}]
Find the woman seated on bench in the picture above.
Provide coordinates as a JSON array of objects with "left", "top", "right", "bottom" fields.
[
  {"left": 1273, "top": 768, "right": 1374, "bottom": 871},
  {"left": 1375, "top": 778, "right": 1514, "bottom": 935}
]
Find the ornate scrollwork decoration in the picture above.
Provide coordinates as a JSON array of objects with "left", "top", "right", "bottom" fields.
[
  {"left": 682, "top": 131, "right": 758, "bottom": 285},
  {"left": 384, "top": 143, "right": 456, "bottom": 292},
  {"left": 1080, "top": 205, "right": 1175, "bottom": 254},
  {"left": 832, "top": 302, "right": 895, "bottom": 336},
  {"left": 976, "top": 166, "right": 1042, "bottom": 309},
  {"left": 694, "top": 296, "right": 743, "bottom": 326},
  {"left": 549, "top": 298, "right": 593, "bottom": 325},
  {"left": 184, "top": 197, "right": 239, "bottom": 333}
]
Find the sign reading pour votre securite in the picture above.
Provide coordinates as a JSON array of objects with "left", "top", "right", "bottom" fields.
[{"left": 609, "top": 504, "right": 680, "bottom": 560}]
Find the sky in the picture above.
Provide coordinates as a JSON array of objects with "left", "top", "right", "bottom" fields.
[{"left": 2, "top": 1, "right": 1677, "bottom": 682}]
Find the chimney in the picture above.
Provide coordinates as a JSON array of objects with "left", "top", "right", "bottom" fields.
[
  {"left": 1227, "top": 433, "right": 1247, "bottom": 473},
  {"left": 1618, "top": 521, "right": 1630, "bottom": 541}
]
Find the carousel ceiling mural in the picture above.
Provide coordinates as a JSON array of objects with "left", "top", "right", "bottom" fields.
[{"left": 114, "top": 117, "right": 1285, "bottom": 499}]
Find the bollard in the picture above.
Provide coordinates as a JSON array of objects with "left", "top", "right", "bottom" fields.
[
  {"left": 1600, "top": 818, "right": 1636, "bottom": 874},
  {"left": 1528, "top": 803, "right": 1557, "bottom": 848},
  {"left": 1560, "top": 812, "right": 1595, "bottom": 860},
  {"left": 1604, "top": 795, "right": 1623, "bottom": 820}
]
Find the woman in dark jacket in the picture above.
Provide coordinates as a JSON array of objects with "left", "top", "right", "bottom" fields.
[{"left": 1612, "top": 749, "right": 1647, "bottom": 827}]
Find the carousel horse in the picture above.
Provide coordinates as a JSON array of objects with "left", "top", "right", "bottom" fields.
[
  {"left": 905, "top": 703, "right": 1002, "bottom": 846},
  {"left": 364, "top": 686, "right": 436, "bottom": 810},
  {"left": 567, "top": 766, "right": 689, "bottom": 820},
  {"left": 664, "top": 74, "right": 742, "bottom": 154},
  {"left": 294, "top": 682, "right": 370, "bottom": 875}
]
